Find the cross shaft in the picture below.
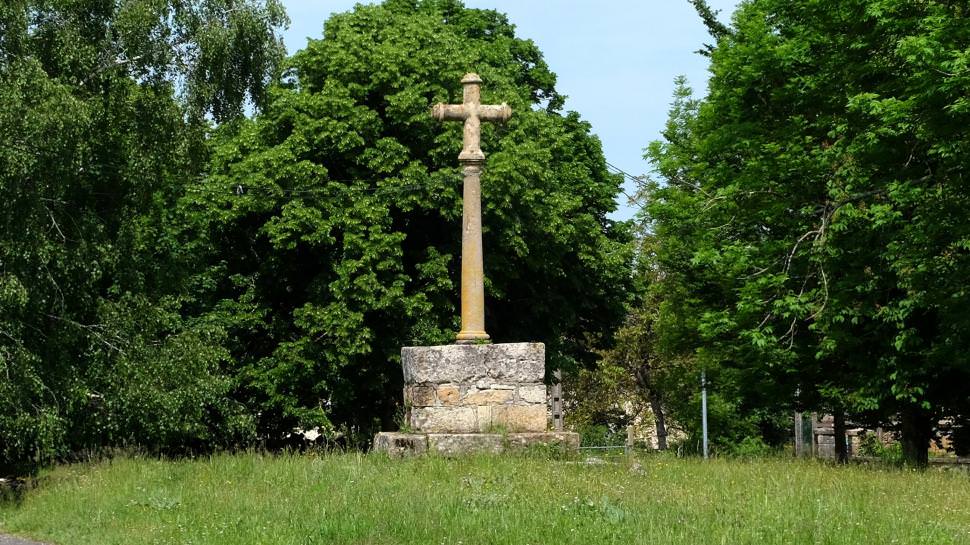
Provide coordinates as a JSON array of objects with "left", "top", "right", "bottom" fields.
[{"left": 432, "top": 73, "right": 511, "bottom": 343}]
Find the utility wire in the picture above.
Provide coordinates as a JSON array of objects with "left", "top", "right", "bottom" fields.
[
  {"left": 604, "top": 161, "right": 644, "bottom": 206},
  {"left": 605, "top": 160, "right": 645, "bottom": 186}
]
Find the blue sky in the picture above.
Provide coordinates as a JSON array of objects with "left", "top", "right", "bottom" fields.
[{"left": 279, "top": 1, "right": 739, "bottom": 220}]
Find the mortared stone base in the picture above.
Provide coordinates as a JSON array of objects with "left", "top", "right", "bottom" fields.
[
  {"left": 375, "top": 343, "right": 575, "bottom": 457},
  {"left": 400, "top": 342, "right": 550, "bottom": 433},
  {"left": 373, "top": 431, "right": 580, "bottom": 457}
]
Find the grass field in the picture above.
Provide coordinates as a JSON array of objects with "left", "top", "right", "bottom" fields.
[{"left": 1, "top": 452, "right": 968, "bottom": 545}]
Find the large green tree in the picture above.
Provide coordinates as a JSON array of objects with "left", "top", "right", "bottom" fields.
[
  {"left": 0, "top": 0, "right": 286, "bottom": 475},
  {"left": 646, "top": 0, "right": 970, "bottom": 465},
  {"left": 182, "top": 0, "right": 634, "bottom": 442}
]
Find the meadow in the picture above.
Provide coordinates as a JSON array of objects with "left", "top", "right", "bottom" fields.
[{"left": 1, "top": 452, "right": 968, "bottom": 545}]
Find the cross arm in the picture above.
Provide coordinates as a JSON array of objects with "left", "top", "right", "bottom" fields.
[
  {"left": 432, "top": 103, "right": 467, "bottom": 122},
  {"left": 478, "top": 103, "right": 512, "bottom": 123}
]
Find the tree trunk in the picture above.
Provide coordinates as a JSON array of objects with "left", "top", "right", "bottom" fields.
[
  {"left": 833, "top": 409, "right": 848, "bottom": 464},
  {"left": 649, "top": 391, "right": 668, "bottom": 450},
  {"left": 900, "top": 406, "right": 931, "bottom": 468}
]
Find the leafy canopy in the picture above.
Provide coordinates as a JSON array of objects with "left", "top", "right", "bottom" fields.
[
  {"left": 0, "top": 0, "right": 286, "bottom": 475},
  {"left": 645, "top": 0, "right": 970, "bottom": 463},
  {"left": 184, "top": 0, "right": 634, "bottom": 439}
]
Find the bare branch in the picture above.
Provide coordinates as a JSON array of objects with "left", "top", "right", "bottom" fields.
[
  {"left": 46, "top": 314, "right": 126, "bottom": 355},
  {"left": 47, "top": 207, "right": 66, "bottom": 242}
]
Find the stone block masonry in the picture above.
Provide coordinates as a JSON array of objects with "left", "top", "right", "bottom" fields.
[
  {"left": 402, "top": 343, "right": 548, "bottom": 433},
  {"left": 402, "top": 342, "right": 545, "bottom": 383},
  {"left": 374, "top": 342, "right": 580, "bottom": 456}
]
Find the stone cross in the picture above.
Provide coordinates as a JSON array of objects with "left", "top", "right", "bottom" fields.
[{"left": 432, "top": 73, "right": 511, "bottom": 344}]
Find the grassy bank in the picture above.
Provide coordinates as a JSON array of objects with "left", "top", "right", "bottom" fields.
[{"left": 1, "top": 452, "right": 968, "bottom": 545}]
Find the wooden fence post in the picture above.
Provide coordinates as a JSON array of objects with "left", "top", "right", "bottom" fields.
[{"left": 551, "top": 369, "right": 563, "bottom": 432}]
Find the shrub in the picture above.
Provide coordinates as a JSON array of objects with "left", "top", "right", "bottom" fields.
[
  {"left": 728, "top": 436, "right": 777, "bottom": 458},
  {"left": 858, "top": 434, "right": 904, "bottom": 466}
]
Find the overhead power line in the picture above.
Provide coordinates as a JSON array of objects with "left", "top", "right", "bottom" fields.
[{"left": 604, "top": 161, "right": 644, "bottom": 206}]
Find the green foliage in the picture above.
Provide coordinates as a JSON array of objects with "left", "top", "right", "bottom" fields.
[
  {"left": 182, "top": 0, "right": 633, "bottom": 441},
  {"left": 566, "top": 352, "right": 638, "bottom": 433},
  {"left": 858, "top": 434, "right": 905, "bottom": 466},
  {"left": 645, "top": 0, "right": 970, "bottom": 465},
  {"left": 727, "top": 436, "right": 777, "bottom": 458},
  {"left": 0, "top": 0, "right": 286, "bottom": 475},
  {"left": 576, "top": 424, "right": 627, "bottom": 448},
  {"left": 76, "top": 296, "right": 255, "bottom": 454},
  {"left": 0, "top": 0, "right": 629, "bottom": 473}
]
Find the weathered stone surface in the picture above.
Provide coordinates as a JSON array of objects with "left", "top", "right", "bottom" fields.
[
  {"left": 490, "top": 404, "right": 547, "bottom": 432},
  {"left": 402, "top": 343, "right": 544, "bottom": 384},
  {"left": 402, "top": 344, "right": 485, "bottom": 383},
  {"left": 399, "top": 342, "right": 549, "bottom": 436},
  {"left": 433, "top": 73, "right": 512, "bottom": 343},
  {"left": 475, "top": 406, "right": 491, "bottom": 432},
  {"left": 436, "top": 384, "right": 460, "bottom": 405},
  {"left": 469, "top": 380, "right": 516, "bottom": 390},
  {"left": 373, "top": 432, "right": 580, "bottom": 457},
  {"left": 404, "top": 385, "right": 435, "bottom": 407},
  {"left": 504, "top": 432, "right": 581, "bottom": 451},
  {"left": 484, "top": 343, "right": 544, "bottom": 382},
  {"left": 428, "top": 433, "right": 503, "bottom": 456},
  {"left": 463, "top": 388, "right": 513, "bottom": 405},
  {"left": 410, "top": 406, "right": 478, "bottom": 433},
  {"left": 0, "top": 534, "right": 50, "bottom": 545},
  {"left": 518, "top": 384, "right": 547, "bottom": 404},
  {"left": 373, "top": 432, "right": 429, "bottom": 458}
]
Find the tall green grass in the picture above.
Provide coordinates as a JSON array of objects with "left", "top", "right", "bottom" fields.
[{"left": 1, "top": 452, "right": 968, "bottom": 544}]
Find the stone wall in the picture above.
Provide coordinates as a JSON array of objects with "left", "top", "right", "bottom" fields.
[
  {"left": 811, "top": 414, "right": 866, "bottom": 459},
  {"left": 401, "top": 343, "right": 547, "bottom": 433}
]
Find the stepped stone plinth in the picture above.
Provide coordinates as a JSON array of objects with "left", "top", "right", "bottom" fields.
[{"left": 374, "top": 343, "right": 579, "bottom": 456}]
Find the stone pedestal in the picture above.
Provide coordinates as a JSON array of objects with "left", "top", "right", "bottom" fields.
[
  {"left": 374, "top": 343, "right": 579, "bottom": 456},
  {"left": 403, "top": 342, "right": 547, "bottom": 433},
  {"left": 374, "top": 431, "right": 580, "bottom": 457}
]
